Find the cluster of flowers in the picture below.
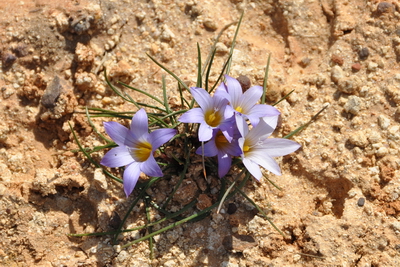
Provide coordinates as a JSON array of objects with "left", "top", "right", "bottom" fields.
[{"left": 101, "top": 75, "right": 300, "bottom": 197}]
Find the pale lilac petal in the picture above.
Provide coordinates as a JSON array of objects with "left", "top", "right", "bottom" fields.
[
  {"left": 220, "top": 140, "right": 242, "bottom": 157},
  {"left": 101, "top": 146, "right": 134, "bottom": 167},
  {"left": 224, "top": 75, "right": 243, "bottom": 107},
  {"left": 190, "top": 87, "right": 212, "bottom": 111},
  {"left": 240, "top": 86, "right": 263, "bottom": 111},
  {"left": 103, "top": 121, "right": 130, "bottom": 146},
  {"left": 123, "top": 162, "right": 141, "bottom": 197},
  {"left": 130, "top": 109, "right": 149, "bottom": 138},
  {"left": 214, "top": 83, "right": 230, "bottom": 101},
  {"left": 224, "top": 105, "right": 235, "bottom": 119},
  {"left": 248, "top": 151, "right": 281, "bottom": 176},
  {"left": 236, "top": 113, "right": 248, "bottom": 138},
  {"left": 178, "top": 108, "right": 205, "bottom": 124},
  {"left": 246, "top": 119, "right": 274, "bottom": 142},
  {"left": 196, "top": 141, "right": 218, "bottom": 157},
  {"left": 149, "top": 128, "right": 177, "bottom": 150},
  {"left": 217, "top": 151, "right": 232, "bottom": 178},
  {"left": 247, "top": 105, "right": 280, "bottom": 127},
  {"left": 262, "top": 115, "right": 280, "bottom": 129},
  {"left": 261, "top": 139, "right": 301, "bottom": 157},
  {"left": 198, "top": 122, "right": 213, "bottom": 142},
  {"left": 243, "top": 157, "right": 263, "bottom": 180},
  {"left": 140, "top": 154, "right": 163, "bottom": 177}
]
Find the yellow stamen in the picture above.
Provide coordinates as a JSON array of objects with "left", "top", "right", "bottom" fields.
[
  {"left": 235, "top": 106, "right": 243, "bottom": 113},
  {"left": 205, "top": 110, "right": 221, "bottom": 127},
  {"left": 215, "top": 131, "right": 228, "bottom": 149},
  {"left": 243, "top": 145, "right": 250, "bottom": 152},
  {"left": 131, "top": 141, "right": 152, "bottom": 162}
]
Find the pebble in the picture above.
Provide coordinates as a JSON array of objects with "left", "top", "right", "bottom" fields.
[
  {"left": 394, "top": 107, "right": 400, "bottom": 122},
  {"left": 338, "top": 76, "right": 362, "bottom": 94},
  {"left": 375, "top": 146, "right": 388, "bottom": 157},
  {"left": 357, "top": 198, "right": 365, "bottom": 207},
  {"left": 358, "top": 47, "right": 369, "bottom": 60},
  {"left": 41, "top": 75, "right": 63, "bottom": 108},
  {"left": 378, "top": 115, "right": 391, "bottom": 129},
  {"left": 344, "top": 95, "right": 362, "bottom": 115},
  {"left": 367, "top": 62, "right": 378, "bottom": 72},
  {"left": 331, "top": 54, "right": 344, "bottom": 65},
  {"left": 351, "top": 63, "right": 361, "bottom": 71},
  {"left": 203, "top": 19, "right": 218, "bottom": 31},
  {"left": 331, "top": 65, "right": 344, "bottom": 83},
  {"left": 348, "top": 131, "right": 369, "bottom": 147}
]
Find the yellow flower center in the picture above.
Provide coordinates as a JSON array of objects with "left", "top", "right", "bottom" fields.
[
  {"left": 215, "top": 131, "right": 228, "bottom": 149},
  {"left": 205, "top": 109, "right": 221, "bottom": 127},
  {"left": 235, "top": 106, "right": 243, "bottom": 113},
  {"left": 130, "top": 141, "right": 152, "bottom": 162},
  {"left": 243, "top": 145, "right": 250, "bottom": 152}
]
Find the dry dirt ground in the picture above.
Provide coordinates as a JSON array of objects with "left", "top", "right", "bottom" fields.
[{"left": 1, "top": 0, "right": 400, "bottom": 266}]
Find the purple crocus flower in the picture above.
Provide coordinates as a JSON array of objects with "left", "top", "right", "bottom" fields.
[
  {"left": 215, "top": 75, "right": 280, "bottom": 127},
  {"left": 179, "top": 87, "right": 233, "bottom": 142},
  {"left": 101, "top": 109, "right": 176, "bottom": 197},
  {"left": 237, "top": 116, "right": 300, "bottom": 180},
  {"left": 195, "top": 121, "right": 242, "bottom": 178}
]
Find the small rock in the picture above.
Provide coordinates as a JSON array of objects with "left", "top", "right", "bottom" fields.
[
  {"left": 358, "top": 47, "right": 369, "bottom": 60},
  {"left": 204, "top": 19, "right": 218, "bottom": 31},
  {"left": 299, "top": 57, "right": 311, "bottom": 67},
  {"left": 41, "top": 76, "right": 63, "bottom": 108},
  {"left": 160, "top": 25, "right": 175, "bottom": 42},
  {"left": 394, "top": 107, "right": 400, "bottom": 122},
  {"left": 357, "top": 198, "right": 365, "bottom": 207},
  {"left": 93, "top": 168, "right": 108, "bottom": 192},
  {"left": 348, "top": 131, "right": 369, "bottom": 147},
  {"left": 1, "top": 52, "right": 17, "bottom": 67},
  {"left": 351, "top": 63, "right": 361, "bottom": 71},
  {"left": 196, "top": 194, "right": 212, "bottom": 210},
  {"left": 344, "top": 95, "right": 362, "bottom": 115},
  {"left": 376, "top": 2, "right": 392, "bottom": 14},
  {"left": 331, "top": 54, "right": 344, "bottom": 65},
  {"left": 375, "top": 146, "right": 388, "bottom": 157},
  {"left": 237, "top": 75, "right": 251, "bottom": 91},
  {"left": 215, "top": 42, "right": 229, "bottom": 55},
  {"left": 378, "top": 115, "right": 391, "bottom": 129},
  {"left": 367, "top": 62, "right": 378, "bottom": 72},
  {"left": 222, "top": 234, "right": 257, "bottom": 252},
  {"left": 331, "top": 65, "right": 344, "bottom": 83},
  {"left": 338, "top": 76, "right": 362, "bottom": 94}
]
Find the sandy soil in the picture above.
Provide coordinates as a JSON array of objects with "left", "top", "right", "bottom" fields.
[{"left": 1, "top": 0, "right": 400, "bottom": 266}]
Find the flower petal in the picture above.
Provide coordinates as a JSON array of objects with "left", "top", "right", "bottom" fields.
[
  {"left": 140, "top": 154, "right": 163, "bottom": 177},
  {"left": 198, "top": 122, "right": 213, "bottom": 142},
  {"left": 103, "top": 121, "right": 130, "bottom": 146},
  {"left": 240, "top": 85, "right": 263, "bottom": 111},
  {"left": 149, "top": 128, "right": 177, "bottom": 150},
  {"left": 235, "top": 113, "right": 248, "bottom": 138},
  {"left": 246, "top": 118, "right": 274, "bottom": 143},
  {"left": 123, "top": 162, "right": 141, "bottom": 197},
  {"left": 196, "top": 141, "right": 218, "bottom": 157},
  {"left": 247, "top": 104, "right": 280, "bottom": 127},
  {"left": 224, "top": 75, "right": 243, "bottom": 107},
  {"left": 242, "top": 157, "right": 263, "bottom": 180},
  {"left": 178, "top": 108, "right": 205, "bottom": 124},
  {"left": 248, "top": 151, "right": 281, "bottom": 176},
  {"left": 190, "top": 87, "right": 212, "bottom": 111},
  {"left": 217, "top": 151, "right": 232, "bottom": 178},
  {"left": 130, "top": 109, "right": 149, "bottom": 138},
  {"left": 261, "top": 138, "right": 301, "bottom": 157},
  {"left": 262, "top": 115, "right": 280, "bottom": 129},
  {"left": 101, "top": 146, "right": 134, "bottom": 167}
]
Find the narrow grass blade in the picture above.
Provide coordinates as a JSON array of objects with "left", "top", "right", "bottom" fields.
[
  {"left": 273, "top": 89, "right": 294, "bottom": 106},
  {"left": 261, "top": 54, "right": 271, "bottom": 104},
  {"left": 225, "top": 11, "right": 244, "bottom": 75},
  {"left": 196, "top": 43, "right": 202, "bottom": 88},
  {"left": 147, "top": 53, "right": 190, "bottom": 92},
  {"left": 283, "top": 104, "right": 328, "bottom": 139}
]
